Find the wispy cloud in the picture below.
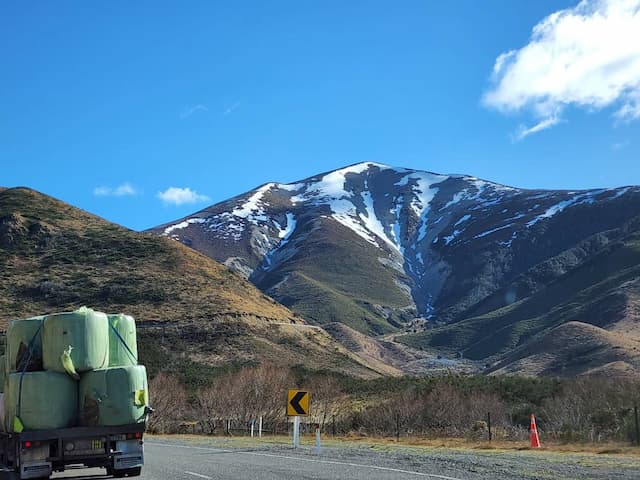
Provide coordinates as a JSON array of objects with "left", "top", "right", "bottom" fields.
[
  {"left": 612, "top": 139, "right": 630, "bottom": 150},
  {"left": 180, "top": 104, "right": 208, "bottom": 119},
  {"left": 93, "top": 183, "right": 138, "bottom": 197},
  {"left": 513, "top": 114, "right": 563, "bottom": 142},
  {"left": 483, "top": 0, "right": 640, "bottom": 138},
  {"left": 223, "top": 102, "right": 240, "bottom": 116},
  {"left": 157, "top": 187, "right": 210, "bottom": 206}
]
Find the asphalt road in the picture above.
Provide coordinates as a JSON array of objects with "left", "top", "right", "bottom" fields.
[
  {"left": 51, "top": 437, "right": 640, "bottom": 480},
  {"left": 52, "top": 442, "right": 461, "bottom": 480}
]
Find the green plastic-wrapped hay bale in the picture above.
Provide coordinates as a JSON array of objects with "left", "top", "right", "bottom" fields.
[
  {"left": 43, "top": 307, "right": 109, "bottom": 375},
  {"left": 107, "top": 314, "right": 138, "bottom": 367},
  {"left": 5, "top": 316, "right": 44, "bottom": 373},
  {"left": 79, "top": 365, "right": 148, "bottom": 426},
  {"left": 4, "top": 371, "right": 77, "bottom": 431}
]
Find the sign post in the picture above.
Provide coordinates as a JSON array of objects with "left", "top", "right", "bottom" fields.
[
  {"left": 293, "top": 416, "right": 300, "bottom": 448},
  {"left": 315, "top": 423, "right": 321, "bottom": 454},
  {"left": 287, "top": 389, "right": 310, "bottom": 449}
]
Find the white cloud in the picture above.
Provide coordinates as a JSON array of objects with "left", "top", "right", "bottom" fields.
[
  {"left": 513, "top": 114, "right": 563, "bottom": 141},
  {"left": 93, "top": 183, "right": 138, "bottom": 197},
  {"left": 157, "top": 187, "right": 210, "bottom": 206},
  {"left": 483, "top": 0, "right": 640, "bottom": 138},
  {"left": 180, "top": 104, "right": 208, "bottom": 119},
  {"left": 612, "top": 139, "right": 630, "bottom": 150},
  {"left": 223, "top": 102, "right": 240, "bottom": 116}
]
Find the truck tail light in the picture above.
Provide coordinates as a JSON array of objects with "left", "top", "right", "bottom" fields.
[
  {"left": 22, "top": 441, "right": 41, "bottom": 449},
  {"left": 126, "top": 432, "right": 143, "bottom": 440}
]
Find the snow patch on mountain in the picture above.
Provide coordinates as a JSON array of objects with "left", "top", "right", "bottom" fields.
[
  {"left": 163, "top": 218, "right": 207, "bottom": 236},
  {"left": 443, "top": 192, "right": 465, "bottom": 210},
  {"left": 232, "top": 183, "right": 275, "bottom": 220},
  {"left": 526, "top": 190, "right": 606, "bottom": 227},
  {"left": 359, "top": 189, "right": 400, "bottom": 252},
  {"left": 475, "top": 223, "right": 514, "bottom": 239},
  {"left": 390, "top": 195, "right": 406, "bottom": 254},
  {"left": 404, "top": 173, "right": 448, "bottom": 218},
  {"left": 277, "top": 213, "right": 297, "bottom": 243},
  {"left": 611, "top": 186, "right": 631, "bottom": 199},
  {"left": 454, "top": 214, "right": 472, "bottom": 227},
  {"left": 444, "top": 230, "right": 461, "bottom": 245},
  {"left": 291, "top": 162, "right": 386, "bottom": 205}
]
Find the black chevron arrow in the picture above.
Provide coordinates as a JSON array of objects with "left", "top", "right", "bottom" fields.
[{"left": 289, "top": 391, "right": 308, "bottom": 415}]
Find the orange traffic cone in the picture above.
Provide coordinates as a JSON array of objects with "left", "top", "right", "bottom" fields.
[{"left": 530, "top": 413, "right": 541, "bottom": 448}]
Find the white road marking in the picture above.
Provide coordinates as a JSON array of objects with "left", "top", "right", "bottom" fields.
[
  {"left": 185, "top": 471, "right": 212, "bottom": 479},
  {"left": 148, "top": 442, "right": 464, "bottom": 480}
]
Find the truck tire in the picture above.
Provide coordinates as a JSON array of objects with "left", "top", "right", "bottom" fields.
[
  {"left": 126, "top": 467, "right": 141, "bottom": 477},
  {"left": 111, "top": 467, "right": 141, "bottom": 478}
]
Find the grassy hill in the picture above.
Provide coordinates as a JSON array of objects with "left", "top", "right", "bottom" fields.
[
  {"left": 487, "top": 321, "right": 640, "bottom": 376},
  {"left": 398, "top": 222, "right": 640, "bottom": 375},
  {"left": 0, "top": 187, "right": 382, "bottom": 382},
  {"left": 252, "top": 217, "right": 416, "bottom": 335}
]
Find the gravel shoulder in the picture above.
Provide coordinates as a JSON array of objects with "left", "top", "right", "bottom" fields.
[{"left": 148, "top": 435, "right": 640, "bottom": 480}]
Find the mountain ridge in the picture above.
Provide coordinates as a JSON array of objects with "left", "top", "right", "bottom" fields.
[{"left": 150, "top": 162, "right": 640, "bottom": 376}]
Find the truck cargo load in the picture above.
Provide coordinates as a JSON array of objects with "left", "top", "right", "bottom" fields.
[
  {"left": 4, "top": 371, "right": 77, "bottom": 432},
  {"left": 107, "top": 314, "right": 138, "bottom": 367},
  {"left": 79, "top": 365, "right": 148, "bottom": 427},
  {"left": 5, "top": 317, "right": 43, "bottom": 373},
  {"left": 42, "top": 308, "right": 109, "bottom": 374}
]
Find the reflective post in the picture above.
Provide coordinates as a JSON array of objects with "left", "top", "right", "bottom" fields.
[{"left": 293, "top": 416, "right": 300, "bottom": 448}]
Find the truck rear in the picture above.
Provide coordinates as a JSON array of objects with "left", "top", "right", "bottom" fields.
[
  {"left": 0, "top": 308, "right": 150, "bottom": 479},
  {"left": 0, "top": 423, "right": 145, "bottom": 479}
]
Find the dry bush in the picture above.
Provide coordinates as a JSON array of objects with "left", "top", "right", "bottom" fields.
[
  {"left": 354, "top": 384, "right": 510, "bottom": 438},
  {"left": 195, "top": 363, "right": 294, "bottom": 434},
  {"left": 304, "top": 376, "right": 346, "bottom": 430},
  {"left": 541, "top": 377, "right": 640, "bottom": 442},
  {"left": 146, "top": 372, "right": 188, "bottom": 434}
]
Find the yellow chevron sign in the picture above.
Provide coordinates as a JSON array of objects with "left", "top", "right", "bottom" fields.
[{"left": 287, "top": 389, "right": 310, "bottom": 416}]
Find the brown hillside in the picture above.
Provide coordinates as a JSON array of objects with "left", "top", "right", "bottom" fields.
[
  {"left": 0, "top": 187, "right": 380, "bottom": 379},
  {"left": 488, "top": 321, "right": 640, "bottom": 377}
]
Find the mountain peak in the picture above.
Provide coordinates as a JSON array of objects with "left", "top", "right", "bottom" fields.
[{"left": 149, "top": 162, "right": 640, "bottom": 376}]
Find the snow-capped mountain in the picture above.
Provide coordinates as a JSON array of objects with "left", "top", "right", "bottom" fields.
[{"left": 150, "top": 162, "right": 640, "bottom": 346}]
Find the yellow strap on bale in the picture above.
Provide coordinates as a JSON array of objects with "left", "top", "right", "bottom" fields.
[
  {"left": 134, "top": 389, "right": 147, "bottom": 406},
  {"left": 13, "top": 416, "right": 24, "bottom": 433},
  {"left": 61, "top": 346, "right": 80, "bottom": 380}
]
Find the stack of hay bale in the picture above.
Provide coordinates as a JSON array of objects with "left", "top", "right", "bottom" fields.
[{"left": 0, "top": 307, "right": 148, "bottom": 432}]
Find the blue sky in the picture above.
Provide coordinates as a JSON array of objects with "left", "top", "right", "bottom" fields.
[{"left": 2, "top": 0, "right": 639, "bottom": 231}]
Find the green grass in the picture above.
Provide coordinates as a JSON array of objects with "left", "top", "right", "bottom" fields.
[
  {"left": 257, "top": 218, "right": 413, "bottom": 335},
  {"left": 399, "top": 238, "right": 640, "bottom": 361}
]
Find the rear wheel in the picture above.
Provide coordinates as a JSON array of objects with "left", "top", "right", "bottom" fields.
[{"left": 109, "top": 467, "right": 141, "bottom": 478}]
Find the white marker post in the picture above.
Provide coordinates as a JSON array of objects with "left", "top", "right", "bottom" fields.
[
  {"left": 250, "top": 418, "right": 254, "bottom": 438},
  {"left": 315, "top": 423, "right": 321, "bottom": 454},
  {"left": 293, "top": 416, "right": 300, "bottom": 449},
  {"left": 259, "top": 416, "right": 263, "bottom": 438}
]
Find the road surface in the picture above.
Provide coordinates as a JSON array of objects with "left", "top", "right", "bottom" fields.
[{"left": 51, "top": 436, "right": 640, "bottom": 480}]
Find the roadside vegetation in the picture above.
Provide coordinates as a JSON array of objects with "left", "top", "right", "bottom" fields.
[{"left": 146, "top": 364, "right": 640, "bottom": 446}]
